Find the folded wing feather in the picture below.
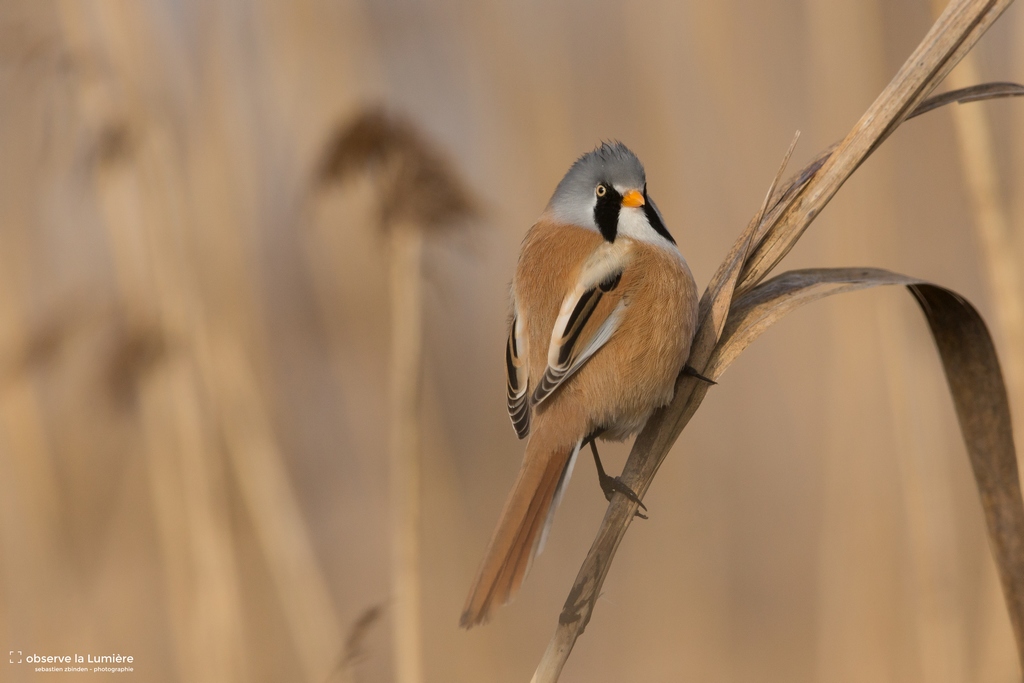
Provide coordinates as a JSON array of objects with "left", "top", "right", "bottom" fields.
[
  {"left": 506, "top": 311, "right": 531, "bottom": 438},
  {"left": 531, "top": 244, "right": 631, "bottom": 406}
]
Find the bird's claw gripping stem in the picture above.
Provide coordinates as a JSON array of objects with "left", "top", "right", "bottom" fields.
[{"left": 587, "top": 438, "right": 648, "bottom": 519}]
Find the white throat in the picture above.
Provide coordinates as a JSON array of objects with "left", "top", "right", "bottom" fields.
[{"left": 616, "top": 206, "right": 679, "bottom": 252}]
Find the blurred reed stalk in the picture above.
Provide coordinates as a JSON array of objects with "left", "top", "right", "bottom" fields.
[
  {"left": 0, "top": 282, "right": 62, "bottom": 549},
  {"left": 389, "top": 221, "right": 426, "bottom": 683},
  {"left": 0, "top": 219, "right": 64, "bottom": 646},
  {"left": 315, "top": 109, "right": 474, "bottom": 683},
  {"left": 532, "top": 0, "right": 1023, "bottom": 679},
  {"left": 926, "top": 1, "right": 1024, "bottom": 677},
  {"left": 55, "top": 3, "right": 248, "bottom": 681},
  {"left": 168, "top": 6, "right": 346, "bottom": 679},
  {"left": 878, "top": 309, "right": 970, "bottom": 683},
  {"left": 56, "top": 4, "right": 349, "bottom": 681},
  {"left": 801, "top": 3, "right": 923, "bottom": 679},
  {"left": 0, "top": 9, "right": 68, "bottom": 616}
]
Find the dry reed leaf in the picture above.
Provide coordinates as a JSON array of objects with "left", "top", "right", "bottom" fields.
[
  {"left": 930, "top": 39, "right": 1024, "bottom": 679},
  {"left": 706, "top": 267, "right": 1024, "bottom": 649},
  {"left": 906, "top": 81, "right": 1024, "bottom": 119},
  {"left": 530, "top": 0, "right": 1023, "bottom": 678}
]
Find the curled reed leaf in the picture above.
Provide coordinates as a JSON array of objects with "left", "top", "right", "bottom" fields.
[
  {"left": 708, "top": 268, "right": 920, "bottom": 375},
  {"left": 708, "top": 268, "right": 1024, "bottom": 651},
  {"left": 530, "top": 0, "right": 1024, "bottom": 678}
]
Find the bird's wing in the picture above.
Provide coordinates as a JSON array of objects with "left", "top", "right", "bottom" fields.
[
  {"left": 506, "top": 310, "right": 531, "bottom": 438},
  {"left": 532, "top": 245, "right": 631, "bottom": 407}
]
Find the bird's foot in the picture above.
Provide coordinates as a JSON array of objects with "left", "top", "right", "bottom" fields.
[
  {"left": 600, "top": 475, "right": 649, "bottom": 520},
  {"left": 588, "top": 439, "right": 648, "bottom": 519}
]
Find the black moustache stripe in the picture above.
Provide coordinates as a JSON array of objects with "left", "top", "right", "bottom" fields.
[{"left": 642, "top": 193, "right": 675, "bottom": 244}]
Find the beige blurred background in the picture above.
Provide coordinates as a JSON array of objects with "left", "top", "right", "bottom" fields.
[{"left": 1, "top": 1, "right": 1023, "bottom": 682}]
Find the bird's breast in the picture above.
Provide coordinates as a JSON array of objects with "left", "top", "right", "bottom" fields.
[{"left": 513, "top": 219, "right": 698, "bottom": 442}]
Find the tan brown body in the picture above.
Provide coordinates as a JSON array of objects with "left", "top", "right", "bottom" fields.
[
  {"left": 517, "top": 219, "right": 698, "bottom": 445},
  {"left": 461, "top": 218, "right": 698, "bottom": 626}
]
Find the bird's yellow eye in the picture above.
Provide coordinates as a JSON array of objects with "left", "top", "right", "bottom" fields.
[{"left": 596, "top": 184, "right": 607, "bottom": 197}]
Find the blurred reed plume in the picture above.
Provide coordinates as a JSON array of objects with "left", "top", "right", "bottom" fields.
[
  {"left": 317, "top": 108, "right": 476, "bottom": 229},
  {"left": 314, "top": 108, "right": 475, "bottom": 683}
]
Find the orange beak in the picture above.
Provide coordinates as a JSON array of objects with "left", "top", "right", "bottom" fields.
[{"left": 621, "top": 190, "right": 645, "bottom": 208}]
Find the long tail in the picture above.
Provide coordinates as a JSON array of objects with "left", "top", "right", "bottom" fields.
[{"left": 460, "top": 433, "right": 580, "bottom": 628}]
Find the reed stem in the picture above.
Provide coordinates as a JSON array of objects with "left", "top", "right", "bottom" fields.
[{"left": 389, "top": 223, "right": 426, "bottom": 683}]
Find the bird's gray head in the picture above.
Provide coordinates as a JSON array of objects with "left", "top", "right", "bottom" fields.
[{"left": 544, "top": 142, "right": 675, "bottom": 248}]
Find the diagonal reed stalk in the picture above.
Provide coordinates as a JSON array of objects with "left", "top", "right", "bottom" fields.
[
  {"left": 532, "top": 0, "right": 1024, "bottom": 679},
  {"left": 314, "top": 109, "right": 475, "bottom": 683}
]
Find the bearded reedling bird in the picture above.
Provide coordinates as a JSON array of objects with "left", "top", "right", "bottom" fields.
[{"left": 461, "top": 142, "right": 700, "bottom": 627}]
